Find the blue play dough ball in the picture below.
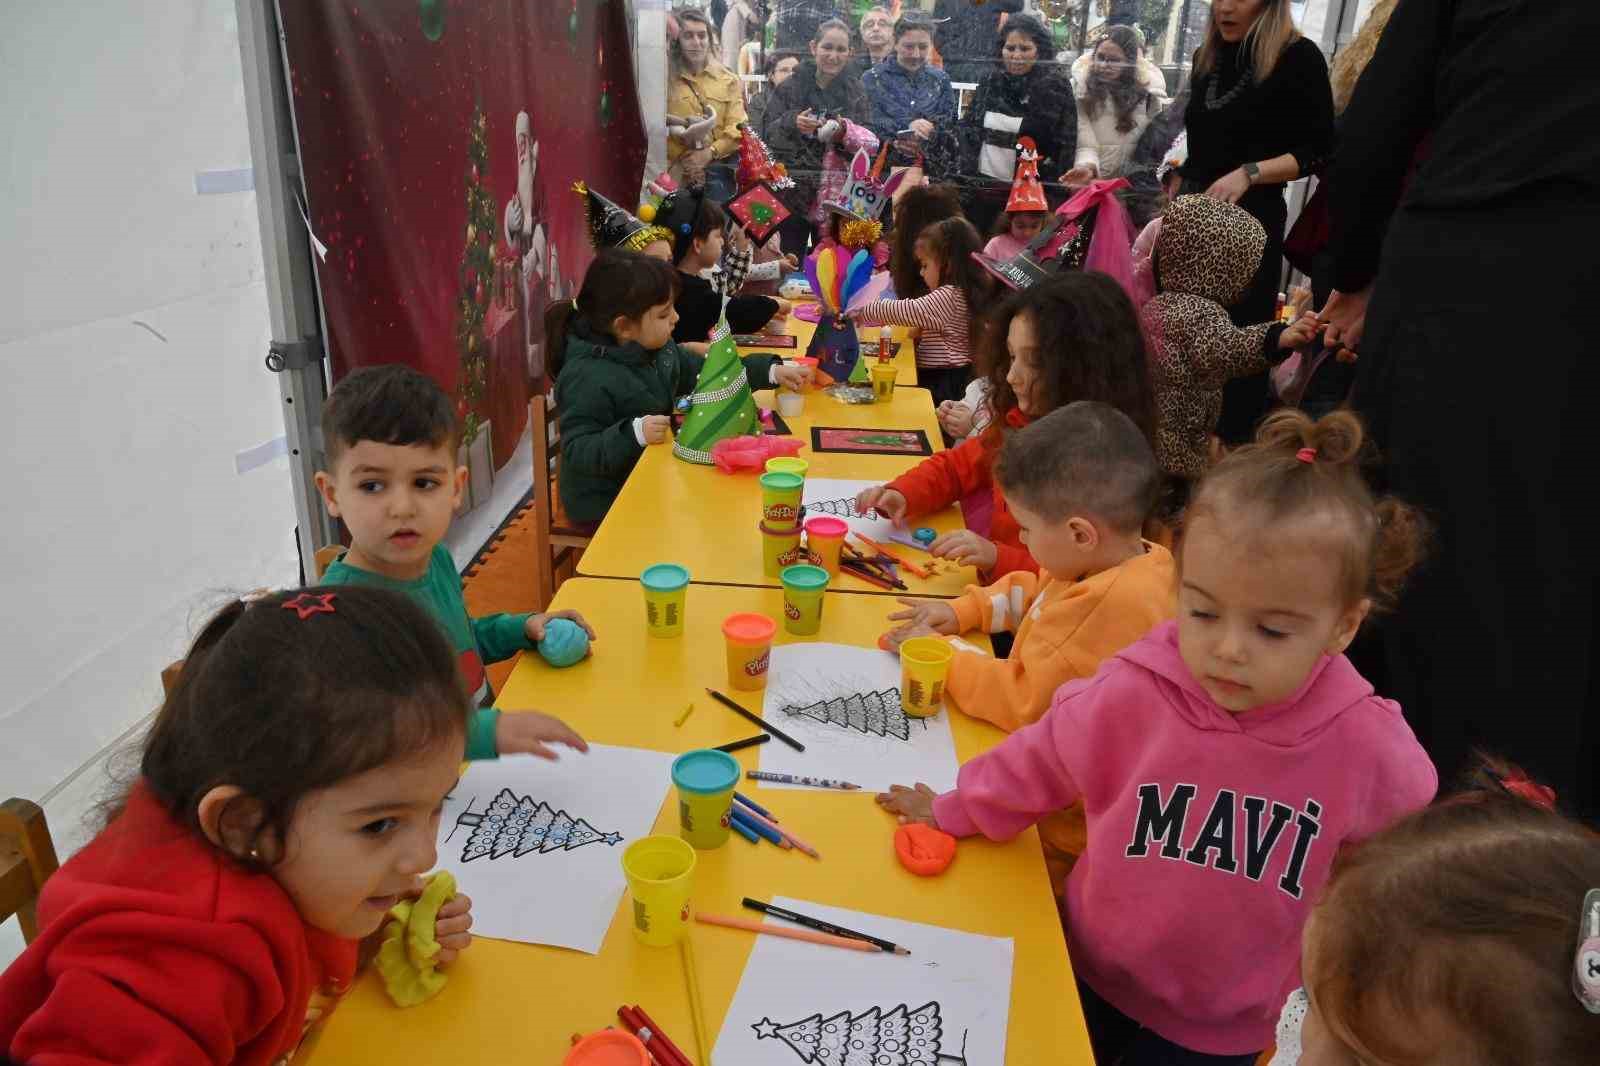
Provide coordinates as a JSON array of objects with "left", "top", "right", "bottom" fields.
[{"left": 536, "top": 618, "right": 589, "bottom": 668}]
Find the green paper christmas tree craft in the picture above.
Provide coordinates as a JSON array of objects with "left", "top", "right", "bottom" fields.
[{"left": 673, "top": 310, "right": 761, "bottom": 465}]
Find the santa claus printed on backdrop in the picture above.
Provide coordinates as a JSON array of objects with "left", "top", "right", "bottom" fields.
[{"left": 503, "top": 111, "right": 551, "bottom": 381}]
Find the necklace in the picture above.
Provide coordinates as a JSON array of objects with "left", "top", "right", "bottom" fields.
[{"left": 1203, "top": 54, "right": 1253, "bottom": 111}]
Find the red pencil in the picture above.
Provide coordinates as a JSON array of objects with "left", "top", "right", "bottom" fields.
[{"left": 630, "top": 1004, "right": 694, "bottom": 1066}]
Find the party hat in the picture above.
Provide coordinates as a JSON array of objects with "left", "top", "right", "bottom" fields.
[
  {"left": 672, "top": 310, "right": 760, "bottom": 465},
  {"left": 573, "top": 181, "right": 672, "bottom": 254},
  {"left": 1005, "top": 137, "right": 1049, "bottom": 213}
]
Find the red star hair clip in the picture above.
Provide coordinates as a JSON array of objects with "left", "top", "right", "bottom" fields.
[{"left": 281, "top": 592, "right": 338, "bottom": 620}]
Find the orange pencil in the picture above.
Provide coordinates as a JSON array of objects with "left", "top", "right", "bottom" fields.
[
  {"left": 731, "top": 803, "right": 821, "bottom": 859},
  {"left": 852, "top": 533, "right": 931, "bottom": 580},
  {"left": 695, "top": 913, "right": 881, "bottom": 952}
]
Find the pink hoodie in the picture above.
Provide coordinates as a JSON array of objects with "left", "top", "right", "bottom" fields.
[{"left": 933, "top": 622, "right": 1436, "bottom": 1055}]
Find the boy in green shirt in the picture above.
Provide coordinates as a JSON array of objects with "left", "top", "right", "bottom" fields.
[{"left": 314, "top": 365, "right": 592, "bottom": 761}]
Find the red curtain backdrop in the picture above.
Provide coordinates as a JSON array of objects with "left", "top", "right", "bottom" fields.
[{"left": 278, "top": 0, "right": 647, "bottom": 470}]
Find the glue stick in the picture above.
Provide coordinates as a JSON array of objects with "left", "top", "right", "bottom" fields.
[{"left": 878, "top": 326, "right": 893, "bottom": 363}]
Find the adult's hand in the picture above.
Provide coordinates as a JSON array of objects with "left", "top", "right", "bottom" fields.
[
  {"left": 1321, "top": 287, "right": 1372, "bottom": 355},
  {"left": 909, "top": 118, "right": 935, "bottom": 140},
  {"left": 1061, "top": 165, "right": 1096, "bottom": 189},
  {"left": 1205, "top": 167, "right": 1252, "bottom": 205},
  {"left": 795, "top": 109, "right": 821, "bottom": 135}
]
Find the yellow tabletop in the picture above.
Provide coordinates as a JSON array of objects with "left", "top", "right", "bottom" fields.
[
  {"left": 577, "top": 385, "right": 976, "bottom": 597},
  {"left": 740, "top": 312, "right": 920, "bottom": 386},
  {"left": 308, "top": 580, "right": 1092, "bottom": 1066}
]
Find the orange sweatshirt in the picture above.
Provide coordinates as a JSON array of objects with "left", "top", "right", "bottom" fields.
[{"left": 943, "top": 542, "right": 1177, "bottom": 879}]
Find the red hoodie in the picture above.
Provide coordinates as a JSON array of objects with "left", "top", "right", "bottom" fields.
[
  {"left": 0, "top": 783, "right": 358, "bottom": 1065},
  {"left": 887, "top": 407, "right": 1038, "bottom": 578}
]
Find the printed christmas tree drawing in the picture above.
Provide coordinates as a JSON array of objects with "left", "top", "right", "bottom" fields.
[
  {"left": 673, "top": 313, "right": 760, "bottom": 465},
  {"left": 451, "top": 788, "right": 622, "bottom": 862},
  {"left": 752, "top": 1001, "right": 968, "bottom": 1065},
  {"left": 779, "top": 688, "right": 920, "bottom": 742},
  {"left": 804, "top": 496, "right": 879, "bottom": 522}
]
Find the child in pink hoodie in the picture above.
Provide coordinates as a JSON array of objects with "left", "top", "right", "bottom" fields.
[{"left": 879, "top": 408, "right": 1438, "bottom": 1064}]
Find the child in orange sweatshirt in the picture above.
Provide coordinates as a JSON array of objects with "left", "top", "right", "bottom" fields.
[{"left": 884, "top": 401, "right": 1175, "bottom": 876}]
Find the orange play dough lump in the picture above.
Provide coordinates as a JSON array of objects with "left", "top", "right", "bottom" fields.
[{"left": 895, "top": 822, "right": 957, "bottom": 876}]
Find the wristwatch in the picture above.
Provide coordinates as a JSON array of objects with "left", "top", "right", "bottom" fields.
[{"left": 1242, "top": 162, "right": 1261, "bottom": 185}]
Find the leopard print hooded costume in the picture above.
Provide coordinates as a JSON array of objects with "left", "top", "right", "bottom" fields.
[{"left": 1142, "top": 195, "right": 1289, "bottom": 480}]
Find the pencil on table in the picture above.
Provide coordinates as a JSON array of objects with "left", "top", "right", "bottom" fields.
[
  {"left": 730, "top": 803, "right": 820, "bottom": 859},
  {"left": 695, "top": 913, "right": 881, "bottom": 952}
]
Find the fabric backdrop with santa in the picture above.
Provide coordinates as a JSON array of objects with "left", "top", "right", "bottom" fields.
[{"left": 279, "top": 0, "right": 646, "bottom": 485}]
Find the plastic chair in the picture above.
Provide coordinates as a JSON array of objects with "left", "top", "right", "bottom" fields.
[
  {"left": 0, "top": 798, "right": 60, "bottom": 944},
  {"left": 529, "top": 392, "right": 592, "bottom": 610}
]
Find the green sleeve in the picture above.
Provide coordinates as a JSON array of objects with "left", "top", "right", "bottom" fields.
[
  {"left": 470, "top": 611, "right": 536, "bottom": 664},
  {"left": 740, "top": 353, "right": 778, "bottom": 390},
  {"left": 467, "top": 707, "right": 500, "bottom": 760}
]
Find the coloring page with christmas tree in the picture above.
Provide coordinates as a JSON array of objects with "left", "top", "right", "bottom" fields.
[
  {"left": 801, "top": 478, "right": 903, "bottom": 543},
  {"left": 434, "top": 744, "right": 675, "bottom": 953},
  {"left": 760, "top": 644, "right": 960, "bottom": 794},
  {"left": 713, "top": 897, "right": 1014, "bottom": 1065}
]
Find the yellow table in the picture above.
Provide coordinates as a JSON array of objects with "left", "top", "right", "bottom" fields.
[
  {"left": 308, "top": 580, "right": 1092, "bottom": 1065},
  {"left": 577, "top": 385, "right": 976, "bottom": 597},
  {"left": 740, "top": 313, "right": 920, "bottom": 386}
]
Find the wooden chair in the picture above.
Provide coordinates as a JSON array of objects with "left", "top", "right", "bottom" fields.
[
  {"left": 0, "top": 798, "right": 60, "bottom": 944},
  {"left": 530, "top": 392, "right": 592, "bottom": 610}
]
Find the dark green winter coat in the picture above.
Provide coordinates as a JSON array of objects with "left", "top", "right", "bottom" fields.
[{"left": 552, "top": 319, "right": 777, "bottom": 524}]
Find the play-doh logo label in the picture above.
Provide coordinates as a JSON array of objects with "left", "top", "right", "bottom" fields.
[
  {"left": 776, "top": 546, "right": 807, "bottom": 566},
  {"left": 744, "top": 650, "right": 771, "bottom": 677},
  {"left": 784, "top": 602, "right": 801, "bottom": 620},
  {"left": 766, "top": 504, "right": 799, "bottom": 523}
]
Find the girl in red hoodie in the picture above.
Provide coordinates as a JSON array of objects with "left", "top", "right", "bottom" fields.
[
  {"left": 0, "top": 586, "right": 477, "bottom": 1065},
  {"left": 856, "top": 270, "right": 1157, "bottom": 580}
]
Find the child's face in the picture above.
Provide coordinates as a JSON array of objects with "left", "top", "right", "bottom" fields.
[
  {"left": 916, "top": 243, "right": 941, "bottom": 290},
  {"left": 315, "top": 439, "right": 465, "bottom": 581},
  {"left": 616, "top": 300, "right": 679, "bottom": 350},
  {"left": 1004, "top": 313, "right": 1042, "bottom": 415},
  {"left": 642, "top": 239, "right": 673, "bottom": 262},
  {"left": 1008, "top": 495, "right": 1094, "bottom": 577},
  {"left": 272, "top": 736, "right": 464, "bottom": 939},
  {"left": 1010, "top": 212, "right": 1046, "bottom": 243},
  {"left": 1177, "top": 511, "right": 1369, "bottom": 713},
  {"left": 688, "top": 227, "right": 724, "bottom": 270}
]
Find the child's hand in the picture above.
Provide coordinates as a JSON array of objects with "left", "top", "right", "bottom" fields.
[
  {"left": 882, "top": 622, "right": 940, "bottom": 650},
  {"left": 781, "top": 253, "right": 800, "bottom": 272},
  {"left": 772, "top": 297, "right": 793, "bottom": 316},
  {"left": 640, "top": 415, "right": 673, "bottom": 445},
  {"left": 876, "top": 783, "right": 939, "bottom": 826},
  {"left": 525, "top": 609, "right": 597, "bottom": 645},
  {"left": 494, "top": 710, "right": 590, "bottom": 760},
  {"left": 937, "top": 401, "right": 975, "bottom": 438},
  {"left": 431, "top": 893, "right": 474, "bottom": 966},
  {"left": 887, "top": 597, "right": 959, "bottom": 637},
  {"left": 1279, "top": 311, "right": 1321, "bottom": 351},
  {"left": 929, "top": 530, "right": 997, "bottom": 571},
  {"left": 681, "top": 341, "right": 710, "bottom": 357},
  {"left": 771, "top": 363, "right": 812, "bottom": 391},
  {"left": 855, "top": 486, "right": 908, "bottom": 524}
]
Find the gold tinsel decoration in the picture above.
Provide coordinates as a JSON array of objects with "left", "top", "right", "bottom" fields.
[{"left": 837, "top": 218, "right": 883, "bottom": 252}]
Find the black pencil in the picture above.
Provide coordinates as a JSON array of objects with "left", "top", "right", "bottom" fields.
[
  {"left": 742, "top": 898, "right": 911, "bottom": 956},
  {"left": 705, "top": 688, "right": 807, "bottom": 752},
  {"left": 714, "top": 734, "right": 771, "bottom": 754}
]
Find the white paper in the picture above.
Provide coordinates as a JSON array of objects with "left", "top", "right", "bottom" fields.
[
  {"left": 434, "top": 745, "right": 676, "bottom": 953},
  {"left": 801, "top": 477, "right": 902, "bottom": 543},
  {"left": 713, "top": 897, "right": 1014, "bottom": 1065},
  {"left": 759, "top": 643, "right": 960, "bottom": 794}
]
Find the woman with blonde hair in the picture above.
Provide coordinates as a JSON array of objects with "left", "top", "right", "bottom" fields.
[
  {"left": 1177, "top": 0, "right": 1334, "bottom": 444},
  {"left": 667, "top": 7, "right": 746, "bottom": 200}
]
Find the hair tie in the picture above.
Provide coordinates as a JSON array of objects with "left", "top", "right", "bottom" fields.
[
  {"left": 1498, "top": 771, "right": 1557, "bottom": 810},
  {"left": 281, "top": 591, "right": 338, "bottom": 620},
  {"left": 1296, "top": 447, "right": 1317, "bottom": 464}
]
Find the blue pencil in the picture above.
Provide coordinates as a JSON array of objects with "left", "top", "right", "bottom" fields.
[
  {"left": 733, "top": 791, "right": 777, "bottom": 822},
  {"left": 730, "top": 807, "right": 785, "bottom": 847},
  {"left": 728, "top": 814, "right": 760, "bottom": 844}
]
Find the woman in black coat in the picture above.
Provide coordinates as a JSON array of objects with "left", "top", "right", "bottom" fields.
[
  {"left": 1323, "top": 0, "right": 1600, "bottom": 822},
  {"left": 1178, "top": 0, "right": 1333, "bottom": 443},
  {"left": 957, "top": 14, "right": 1075, "bottom": 236}
]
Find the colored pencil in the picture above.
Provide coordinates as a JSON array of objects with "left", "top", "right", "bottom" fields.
[
  {"left": 680, "top": 935, "right": 712, "bottom": 1066},
  {"left": 733, "top": 791, "right": 776, "bottom": 821},
  {"left": 674, "top": 701, "right": 696, "bottom": 727},
  {"left": 731, "top": 804, "right": 821, "bottom": 859},
  {"left": 731, "top": 807, "right": 788, "bottom": 847},
  {"left": 704, "top": 688, "right": 806, "bottom": 752},
  {"left": 742, "top": 898, "right": 909, "bottom": 955},
  {"left": 695, "top": 912, "right": 882, "bottom": 953},
  {"left": 619, "top": 1006, "right": 692, "bottom": 1066},
  {"left": 728, "top": 815, "right": 760, "bottom": 844},
  {"left": 852, "top": 533, "right": 930, "bottom": 579},
  {"left": 839, "top": 560, "right": 899, "bottom": 591},
  {"left": 745, "top": 770, "right": 862, "bottom": 790},
  {"left": 629, "top": 1005, "right": 694, "bottom": 1066},
  {"left": 714, "top": 734, "right": 770, "bottom": 754}
]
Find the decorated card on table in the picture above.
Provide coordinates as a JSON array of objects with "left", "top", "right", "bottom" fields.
[{"left": 809, "top": 427, "right": 933, "bottom": 457}]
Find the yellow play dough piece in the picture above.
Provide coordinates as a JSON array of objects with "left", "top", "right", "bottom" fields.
[{"left": 375, "top": 870, "right": 457, "bottom": 1007}]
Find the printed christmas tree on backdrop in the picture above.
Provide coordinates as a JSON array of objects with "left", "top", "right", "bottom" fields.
[
  {"left": 672, "top": 313, "right": 760, "bottom": 464},
  {"left": 453, "top": 106, "right": 495, "bottom": 447},
  {"left": 780, "top": 688, "right": 915, "bottom": 741},
  {"left": 454, "top": 788, "right": 622, "bottom": 862},
  {"left": 752, "top": 1001, "right": 965, "bottom": 1065}
]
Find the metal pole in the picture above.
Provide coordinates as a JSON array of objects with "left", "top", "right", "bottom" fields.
[
  {"left": 234, "top": 0, "right": 338, "bottom": 577},
  {"left": 1176, "top": 0, "right": 1194, "bottom": 66}
]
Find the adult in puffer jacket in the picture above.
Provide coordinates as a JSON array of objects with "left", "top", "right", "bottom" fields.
[{"left": 1142, "top": 195, "right": 1315, "bottom": 485}]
